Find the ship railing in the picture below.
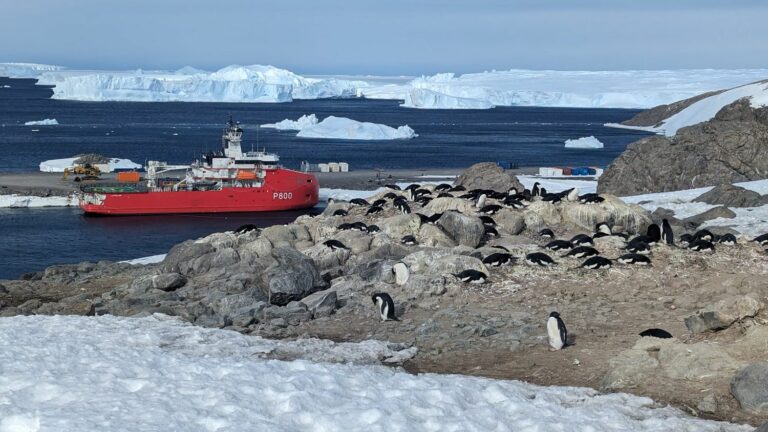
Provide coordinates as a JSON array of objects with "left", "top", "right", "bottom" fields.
[{"left": 80, "top": 183, "right": 149, "bottom": 194}]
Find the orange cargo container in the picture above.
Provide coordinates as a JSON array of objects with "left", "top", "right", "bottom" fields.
[
  {"left": 116, "top": 171, "right": 141, "bottom": 182},
  {"left": 236, "top": 170, "right": 257, "bottom": 180}
]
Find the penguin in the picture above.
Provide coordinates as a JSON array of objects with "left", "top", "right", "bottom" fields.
[
  {"left": 350, "top": 198, "right": 369, "bottom": 206},
  {"left": 404, "top": 184, "right": 420, "bottom": 192},
  {"left": 415, "top": 213, "right": 431, "bottom": 224},
  {"left": 626, "top": 241, "right": 651, "bottom": 255},
  {"left": 414, "top": 188, "right": 432, "bottom": 198},
  {"left": 661, "top": 219, "right": 675, "bottom": 245},
  {"left": 396, "top": 202, "right": 412, "bottom": 214},
  {"left": 616, "top": 253, "right": 652, "bottom": 265},
  {"left": 437, "top": 192, "right": 453, "bottom": 198},
  {"left": 323, "top": 239, "right": 349, "bottom": 251},
  {"left": 428, "top": 213, "right": 443, "bottom": 224},
  {"left": 532, "top": 182, "right": 541, "bottom": 197},
  {"left": 351, "top": 222, "right": 368, "bottom": 232},
  {"left": 570, "top": 234, "right": 594, "bottom": 247},
  {"left": 401, "top": 235, "right": 418, "bottom": 246},
  {"left": 639, "top": 328, "right": 673, "bottom": 339},
  {"left": 371, "top": 199, "right": 387, "bottom": 208},
  {"left": 595, "top": 222, "right": 612, "bottom": 235},
  {"left": 435, "top": 183, "right": 452, "bottom": 192},
  {"left": 547, "top": 311, "right": 568, "bottom": 350},
  {"left": 752, "top": 233, "right": 768, "bottom": 245},
  {"left": 580, "top": 256, "right": 612, "bottom": 270},
  {"left": 566, "top": 188, "right": 580, "bottom": 202},
  {"left": 384, "top": 184, "right": 401, "bottom": 191},
  {"left": 688, "top": 239, "right": 715, "bottom": 252},
  {"left": 453, "top": 269, "right": 488, "bottom": 284},
  {"left": 366, "top": 206, "right": 384, "bottom": 215},
  {"left": 393, "top": 196, "right": 409, "bottom": 206},
  {"left": 692, "top": 229, "right": 714, "bottom": 242},
  {"left": 476, "top": 193, "right": 487, "bottom": 209},
  {"left": 646, "top": 224, "right": 662, "bottom": 243},
  {"left": 508, "top": 186, "right": 519, "bottom": 196},
  {"left": 484, "top": 225, "right": 499, "bottom": 237},
  {"left": 337, "top": 223, "right": 354, "bottom": 231},
  {"left": 579, "top": 194, "right": 605, "bottom": 204},
  {"left": 541, "top": 194, "right": 562, "bottom": 204},
  {"left": 234, "top": 224, "right": 259, "bottom": 234},
  {"left": 679, "top": 233, "right": 693, "bottom": 246},
  {"left": 332, "top": 209, "right": 348, "bottom": 217},
  {"left": 450, "top": 185, "right": 466, "bottom": 192},
  {"left": 544, "top": 240, "right": 573, "bottom": 251},
  {"left": 366, "top": 224, "right": 381, "bottom": 234},
  {"left": 392, "top": 262, "right": 409, "bottom": 285},
  {"left": 371, "top": 292, "right": 398, "bottom": 321},
  {"left": 526, "top": 252, "right": 556, "bottom": 267},
  {"left": 480, "top": 215, "right": 496, "bottom": 226},
  {"left": 482, "top": 252, "right": 514, "bottom": 267},
  {"left": 540, "top": 187, "right": 548, "bottom": 196},
  {"left": 415, "top": 197, "right": 432, "bottom": 206},
  {"left": 718, "top": 233, "right": 738, "bottom": 245},
  {"left": 563, "top": 246, "right": 599, "bottom": 259},
  {"left": 538, "top": 228, "right": 555, "bottom": 238},
  {"left": 630, "top": 234, "right": 657, "bottom": 247},
  {"left": 383, "top": 192, "right": 399, "bottom": 200},
  {"left": 492, "top": 244, "right": 510, "bottom": 252},
  {"left": 479, "top": 204, "right": 502, "bottom": 215}
]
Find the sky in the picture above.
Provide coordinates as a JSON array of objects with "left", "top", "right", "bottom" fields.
[{"left": 1, "top": 0, "right": 767, "bottom": 75}]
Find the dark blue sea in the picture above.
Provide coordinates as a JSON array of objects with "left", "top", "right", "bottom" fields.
[{"left": 0, "top": 76, "right": 650, "bottom": 278}]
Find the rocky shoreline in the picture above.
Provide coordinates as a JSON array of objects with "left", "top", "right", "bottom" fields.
[{"left": 2, "top": 162, "right": 768, "bottom": 427}]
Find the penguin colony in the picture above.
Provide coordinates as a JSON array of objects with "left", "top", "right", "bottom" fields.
[{"left": 318, "top": 181, "right": 759, "bottom": 347}]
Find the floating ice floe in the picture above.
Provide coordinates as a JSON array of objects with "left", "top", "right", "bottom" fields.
[
  {"left": 564, "top": 136, "right": 604, "bottom": 149},
  {"left": 39, "top": 157, "right": 142, "bottom": 173},
  {"left": 0, "top": 194, "right": 76, "bottom": 208},
  {"left": 24, "top": 118, "right": 58, "bottom": 126},
  {"left": 263, "top": 114, "right": 417, "bottom": 140},
  {"left": 0, "top": 314, "right": 749, "bottom": 431}
]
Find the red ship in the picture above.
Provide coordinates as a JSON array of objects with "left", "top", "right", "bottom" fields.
[{"left": 78, "top": 120, "right": 319, "bottom": 215}]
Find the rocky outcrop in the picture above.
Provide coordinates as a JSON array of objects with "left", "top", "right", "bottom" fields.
[
  {"left": 731, "top": 362, "right": 768, "bottom": 415},
  {"left": 619, "top": 90, "right": 725, "bottom": 127},
  {"left": 682, "top": 206, "right": 736, "bottom": 226},
  {"left": 454, "top": 162, "right": 524, "bottom": 192},
  {"left": 694, "top": 184, "right": 768, "bottom": 207},
  {"left": 437, "top": 211, "right": 485, "bottom": 247},
  {"left": 599, "top": 99, "right": 768, "bottom": 195},
  {"left": 684, "top": 295, "right": 763, "bottom": 333}
]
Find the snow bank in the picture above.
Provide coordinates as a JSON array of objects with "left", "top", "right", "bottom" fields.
[
  {"left": 0, "top": 314, "right": 748, "bottom": 432},
  {"left": 263, "top": 115, "right": 417, "bottom": 140},
  {"left": 607, "top": 81, "right": 768, "bottom": 136},
  {"left": 0, "top": 194, "right": 76, "bottom": 208},
  {"left": 0, "top": 62, "right": 63, "bottom": 78},
  {"left": 24, "top": 118, "right": 58, "bottom": 126},
  {"left": 120, "top": 254, "right": 167, "bottom": 265},
  {"left": 565, "top": 136, "right": 604, "bottom": 149},
  {"left": 518, "top": 175, "right": 598, "bottom": 194},
  {"left": 36, "top": 64, "right": 366, "bottom": 103},
  {"left": 39, "top": 157, "right": 142, "bottom": 173}
]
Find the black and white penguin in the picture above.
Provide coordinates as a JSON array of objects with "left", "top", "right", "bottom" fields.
[
  {"left": 404, "top": 184, "right": 421, "bottom": 192},
  {"left": 547, "top": 311, "right": 568, "bottom": 350},
  {"left": 616, "top": 253, "right": 652, "bottom": 265},
  {"left": 415, "top": 213, "right": 431, "bottom": 224},
  {"left": 531, "top": 182, "right": 541, "bottom": 197},
  {"left": 570, "top": 234, "right": 594, "bottom": 247},
  {"left": 366, "top": 206, "right": 384, "bottom": 215},
  {"left": 351, "top": 222, "right": 368, "bottom": 232},
  {"left": 540, "top": 187, "right": 548, "bottom": 196},
  {"left": 484, "top": 225, "right": 499, "bottom": 237},
  {"left": 688, "top": 239, "right": 715, "bottom": 252},
  {"left": 639, "top": 328, "right": 672, "bottom": 339},
  {"left": 692, "top": 229, "right": 714, "bottom": 242},
  {"left": 503, "top": 197, "right": 525, "bottom": 209},
  {"left": 371, "top": 292, "right": 398, "bottom": 321},
  {"left": 752, "top": 233, "right": 768, "bottom": 245},
  {"left": 679, "top": 233, "right": 693, "bottom": 246},
  {"left": 479, "top": 204, "right": 503, "bottom": 215},
  {"left": 480, "top": 215, "right": 496, "bottom": 226},
  {"left": 366, "top": 224, "right": 381, "bottom": 234},
  {"left": 332, "top": 209, "right": 348, "bottom": 217},
  {"left": 384, "top": 184, "right": 401, "bottom": 191},
  {"left": 563, "top": 246, "right": 599, "bottom": 259},
  {"left": 661, "top": 219, "right": 675, "bottom": 245},
  {"left": 450, "top": 185, "right": 466, "bottom": 192},
  {"left": 630, "top": 235, "right": 657, "bottom": 247},
  {"left": 718, "top": 233, "right": 738, "bottom": 246},
  {"left": 541, "top": 194, "right": 562, "bottom": 204},
  {"left": 539, "top": 228, "right": 555, "bottom": 238},
  {"left": 337, "top": 223, "right": 354, "bottom": 231},
  {"left": 234, "top": 224, "right": 259, "bottom": 234},
  {"left": 595, "top": 222, "right": 612, "bottom": 236},
  {"left": 566, "top": 188, "right": 580, "bottom": 202},
  {"left": 646, "top": 224, "right": 662, "bottom": 243},
  {"left": 579, "top": 193, "right": 605, "bottom": 204},
  {"left": 414, "top": 188, "right": 432, "bottom": 198},
  {"left": 437, "top": 192, "right": 453, "bottom": 198},
  {"left": 626, "top": 241, "right": 651, "bottom": 255},
  {"left": 428, "top": 213, "right": 443, "bottom": 224},
  {"left": 350, "top": 198, "right": 369, "bottom": 206},
  {"left": 544, "top": 240, "right": 573, "bottom": 251},
  {"left": 453, "top": 269, "right": 488, "bottom": 284},
  {"left": 435, "top": 183, "right": 452, "bottom": 192},
  {"left": 581, "top": 256, "right": 612, "bottom": 270},
  {"left": 323, "top": 239, "right": 349, "bottom": 251},
  {"left": 526, "top": 252, "right": 556, "bottom": 267},
  {"left": 482, "top": 252, "right": 514, "bottom": 267},
  {"left": 371, "top": 199, "right": 387, "bottom": 208},
  {"left": 396, "top": 202, "right": 412, "bottom": 214},
  {"left": 415, "top": 196, "right": 432, "bottom": 206},
  {"left": 383, "top": 192, "right": 399, "bottom": 200},
  {"left": 476, "top": 193, "right": 487, "bottom": 209},
  {"left": 401, "top": 235, "right": 418, "bottom": 246}
]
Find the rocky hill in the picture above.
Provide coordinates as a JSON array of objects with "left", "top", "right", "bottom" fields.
[{"left": 600, "top": 81, "right": 768, "bottom": 196}]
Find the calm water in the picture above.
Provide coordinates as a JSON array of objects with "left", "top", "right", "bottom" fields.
[{"left": 0, "top": 76, "right": 650, "bottom": 278}]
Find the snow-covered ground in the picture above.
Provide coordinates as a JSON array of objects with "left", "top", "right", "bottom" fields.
[
  {"left": 564, "top": 136, "right": 604, "bottom": 149},
  {"left": 24, "top": 118, "right": 58, "bottom": 126},
  {"left": 0, "top": 194, "right": 76, "bottom": 208},
  {"left": 518, "top": 175, "right": 598, "bottom": 194},
  {"left": 39, "top": 157, "right": 142, "bottom": 173},
  {"left": 0, "top": 314, "right": 749, "bottom": 432},
  {"left": 606, "top": 81, "right": 768, "bottom": 136},
  {"left": 14, "top": 62, "right": 768, "bottom": 109},
  {"left": 263, "top": 114, "right": 417, "bottom": 140}
]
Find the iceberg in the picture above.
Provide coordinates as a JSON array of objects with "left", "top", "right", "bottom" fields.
[
  {"left": 564, "top": 136, "right": 604, "bottom": 149},
  {"left": 39, "top": 157, "right": 142, "bottom": 173},
  {"left": 263, "top": 115, "right": 417, "bottom": 140},
  {"left": 24, "top": 118, "right": 59, "bottom": 126},
  {"left": 402, "top": 88, "right": 494, "bottom": 109},
  {"left": 0, "top": 62, "right": 63, "bottom": 78}
]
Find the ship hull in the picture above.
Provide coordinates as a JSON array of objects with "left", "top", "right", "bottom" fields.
[{"left": 80, "top": 169, "right": 319, "bottom": 215}]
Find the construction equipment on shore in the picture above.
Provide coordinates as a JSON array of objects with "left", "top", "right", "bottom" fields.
[{"left": 63, "top": 164, "right": 101, "bottom": 180}]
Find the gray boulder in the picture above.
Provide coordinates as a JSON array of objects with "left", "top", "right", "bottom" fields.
[
  {"left": 162, "top": 240, "right": 215, "bottom": 274},
  {"left": 262, "top": 301, "right": 313, "bottom": 326},
  {"left": 684, "top": 295, "right": 764, "bottom": 333},
  {"left": 694, "top": 184, "right": 768, "bottom": 208},
  {"left": 299, "top": 289, "right": 337, "bottom": 318},
  {"left": 264, "top": 247, "right": 325, "bottom": 306},
  {"left": 438, "top": 211, "right": 485, "bottom": 248},
  {"left": 682, "top": 206, "right": 736, "bottom": 226},
  {"left": 151, "top": 273, "right": 187, "bottom": 291},
  {"left": 756, "top": 423, "right": 768, "bottom": 432},
  {"left": 731, "top": 362, "right": 768, "bottom": 415},
  {"left": 454, "top": 162, "right": 524, "bottom": 193}
]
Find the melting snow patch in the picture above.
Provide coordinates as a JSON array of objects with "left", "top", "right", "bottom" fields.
[
  {"left": 0, "top": 314, "right": 749, "bottom": 431},
  {"left": 120, "top": 254, "right": 167, "bottom": 265},
  {"left": 24, "top": 118, "right": 58, "bottom": 126},
  {"left": 565, "top": 136, "right": 604, "bottom": 149}
]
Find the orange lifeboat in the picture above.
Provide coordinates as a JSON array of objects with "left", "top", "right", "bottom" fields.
[{"left": 236, "top": 169, "right": 257, "bottom": 180}]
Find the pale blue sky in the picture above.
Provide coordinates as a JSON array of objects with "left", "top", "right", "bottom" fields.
[{"left": 2, "top": 0, "right": 767, "bottom": 74}]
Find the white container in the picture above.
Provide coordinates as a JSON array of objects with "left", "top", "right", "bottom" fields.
[
  {"left": 339, "top": 162, "right": 349, "bottom": 172},
  {"left": 318, "top": 163, "right": 330, "bottom": 173},
  {"left": 328, "top": 162, "right": 340, "bottom": 172}
]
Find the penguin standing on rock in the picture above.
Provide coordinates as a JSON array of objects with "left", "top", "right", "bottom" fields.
[
  {"left": 372, "top": 293, "right": 398, "bottom": 321},
  {"left": 547, "top": 312, "right": 568, "bottom": 350},
  {"left": 532, "top": 182, "right": 541, "bottom": 197},
  {"left": 661, "top": 219, "right": 674, "bottom": 245}
]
